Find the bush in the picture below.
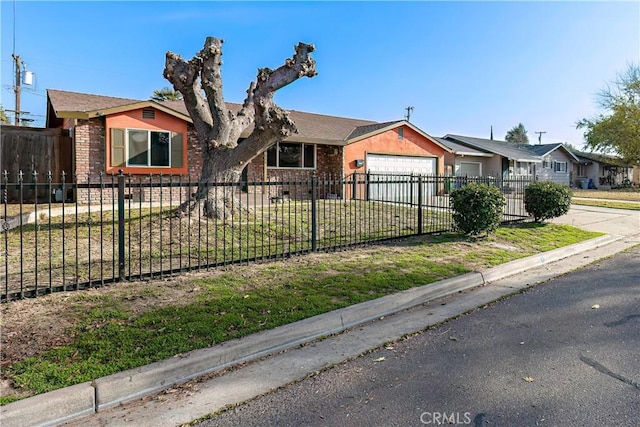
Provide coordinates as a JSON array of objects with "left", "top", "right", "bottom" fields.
[
  {"left": 524, "top": 181, "right": 572, "bottom": 222},
  {"left": 450, "top": 183, "right": 505, "bottom": 236}
]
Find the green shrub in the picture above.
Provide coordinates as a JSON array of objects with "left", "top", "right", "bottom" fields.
[
  {"left": 450, "top": 183, "right": 505, "bottom": 236},
  {"left": 524, "top": 181, "right": 572, "bottom": 222}
]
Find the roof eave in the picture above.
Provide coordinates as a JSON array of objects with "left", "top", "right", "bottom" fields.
[
  {"left": 456, "top": 152, "right": 494, "bottom": 157},
  {"left": 52, "top": 101, "right": 193, "bottom": 123},
  {"left": 347, "top": 120, "right": 453, "bottom": 152}
]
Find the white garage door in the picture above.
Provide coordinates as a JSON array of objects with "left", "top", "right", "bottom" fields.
[
  {"left": 366, "top": 154, "right": 436, "bottom": 175},
  {"left": 366, "top": 154, "right": 437, "bottom": 204}
]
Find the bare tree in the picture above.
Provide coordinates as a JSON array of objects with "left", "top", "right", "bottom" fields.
[{"left": 163, "top": 37, "right": 317, "bottom": 218}]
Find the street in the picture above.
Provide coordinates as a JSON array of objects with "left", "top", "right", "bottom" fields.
[{"left": 201, "top": 246, "right": 640, "bottom": 427}]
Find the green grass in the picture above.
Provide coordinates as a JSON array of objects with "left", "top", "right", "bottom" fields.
[
  {"left": 1, "top": 223, "right": 602, "bottom": 402},
  {"left": 571, "top": 199, "right": 640, "bottom": 210}
]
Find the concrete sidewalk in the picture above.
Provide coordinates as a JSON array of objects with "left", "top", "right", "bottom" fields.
[{"left": 2, "top": 205, "right": 638, "bottom": 427}]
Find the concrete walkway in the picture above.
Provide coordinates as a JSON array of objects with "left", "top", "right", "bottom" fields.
[{"left": 2, "top": 205, "right": 638, "bottom": 427}]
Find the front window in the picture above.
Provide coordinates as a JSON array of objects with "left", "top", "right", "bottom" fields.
[
  {"left": 267, "top": 142, "right": 316, "bottom": 169},
  {"left": 513, "top": 161, "right": 532, "bottom": 176},
  {"left": 128, "top": 129, "right": 170, "bottom": 167},
  {"left": 110, "top": 128, "right": 183, "bottom": 169}
]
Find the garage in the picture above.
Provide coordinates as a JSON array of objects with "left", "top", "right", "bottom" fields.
[
  {"left": 366, "top": 154, "right": 437, "bottom": 204},
  {"left": 366, "top": 154, "right": 436, "bottom": 175}
]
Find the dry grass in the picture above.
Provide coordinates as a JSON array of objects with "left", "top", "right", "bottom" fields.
[{"left": 571, "top": 188, "right": 640, "bottom": 201}]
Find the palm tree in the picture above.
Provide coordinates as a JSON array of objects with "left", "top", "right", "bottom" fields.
[{"left": 150, "top": 87, "right": 183, "bottom": 101}]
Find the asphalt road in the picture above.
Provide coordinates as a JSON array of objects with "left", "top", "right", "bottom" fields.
[{"left": 201, "top": 246, "right": 640, "bottom": 427}]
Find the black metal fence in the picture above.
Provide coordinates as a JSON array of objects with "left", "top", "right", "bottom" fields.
[{"left": 1, "top": 171, "right": 532, "bottom": 302}]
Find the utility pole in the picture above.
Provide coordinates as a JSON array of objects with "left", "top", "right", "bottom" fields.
[
  {"left": 535, "top": 131, "right": 546, "bottom": 145},
  {"left": 405, "top": 106, "right": 413, "bottom": 122},
  {"left": 13, "top": 53, "right": 21, "bottom": 125}
]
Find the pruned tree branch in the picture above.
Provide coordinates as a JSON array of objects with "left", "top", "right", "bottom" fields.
[
  {"left": 163, "top": 37, "right": 317, "bottom": 218},
  {"left": 164, "top": 53, "right": 214, "bottom": 145}
]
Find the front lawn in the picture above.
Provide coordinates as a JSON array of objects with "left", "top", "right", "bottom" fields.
[{"left": 0, "top": 223, "right": 602, "bottom": 404}]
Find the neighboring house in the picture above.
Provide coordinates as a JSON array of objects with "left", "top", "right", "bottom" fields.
[
  {"left": 440, "top": 134, "right": 541, "bottom": 179},
  {"left": 45, "top": 89, "right": 451, "bottom": 202},
  {"left": 570, "top": 150, "right": 634, "bottom": 189},
  {"left": 524, "top": 143, "right": 580, "bottom": 186},
  {"left": 434, "top": 137, "right": 494, "bottom": 177}
]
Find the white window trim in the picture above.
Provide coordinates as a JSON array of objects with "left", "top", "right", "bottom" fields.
[
  {"left": 554, "top": 161, "right": 568, "bottom": 173},
  {"left": 125, "top": 128, "right": 172, "bottom": 168},
  {"left": 513, "top": 161, "right": 533, "bottom": 176},
  {"left": 456, "top": 161, "right": 482, "bottom": 177},
  {"left": 267, "top": 142, "right": 317, "bottom": 170}
]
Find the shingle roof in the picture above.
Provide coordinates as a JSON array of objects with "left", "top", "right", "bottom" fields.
[
  {"left": 525, "top": 143, "right": 564, "bottom": 156},
  {"left": 443, "top": 134, "right": 541, "bottom": 162},
  {"left": 525, "top": 143, "right": 580, "bottom": 162},
  {"left": 48, "top": 89, "right": 142, "bottom": 113},
  {"left": 571, "top": 150, "right": 631, "bottom": 166},
  {"left": 346, "top": 120, "right": 403, "bottom": 140},
  {"left": 47, "top": 89, "right": 378, "bottom": 144},
  {"left": 434, "top": 137, "right": 493, "bottom": 157}
]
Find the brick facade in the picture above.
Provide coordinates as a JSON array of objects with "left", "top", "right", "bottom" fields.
[{"left": 72, "top": 120, "right": 347, "bottom": 204}]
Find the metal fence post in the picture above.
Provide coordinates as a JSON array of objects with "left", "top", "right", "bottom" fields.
[
  {"left": 417, "top": 174, "right": 423, "bottom": 235},
  {"left": 351, "top": 173, "right": 357, "bottom": 200},
  {"left": 311, "top": 172, "right": 317, "bottom": 252},
  {"left": 117, "top": 170, "right": 125, "bottom": 281},
  {"left": 365, "top": 172, "right": 370, "bottom": 202}
]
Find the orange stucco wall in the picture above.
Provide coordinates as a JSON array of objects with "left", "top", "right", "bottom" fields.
[
  {"left": 343, "top": 125, "right": 446, "bottom": 176},
  {"left": 105, "top": 108, "right": 188, "bottom": 175}
]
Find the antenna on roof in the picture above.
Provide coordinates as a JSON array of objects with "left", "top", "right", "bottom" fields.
[
  {"left": 535, "top": 131, "right": 546, "bottom": 145},
  {"left": 404, "top": 106, "right": 413, "bottom": 122},
  {"left": 490, "top": 125, "right": 493, "bottom": 140}
]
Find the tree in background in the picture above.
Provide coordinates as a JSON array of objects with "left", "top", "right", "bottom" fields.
[
  {"left": 0, "top": 105, "right": 10, "bottom": 124},
  {"left": 150, "top": 87, "right": 183, "bottom": 101},
  {"left": 577, "top": 64, "right": 640, "bottom": 164},
  {"left": 505, "top": 123, "right": 529, "bottom": 144},
  {"left": 163, "top": 37, "right": 316, "bottom": 218}
]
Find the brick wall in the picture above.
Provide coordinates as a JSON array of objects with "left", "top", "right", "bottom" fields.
[{"left": 74, "top": 121, "right": 346, "bottom": 203}]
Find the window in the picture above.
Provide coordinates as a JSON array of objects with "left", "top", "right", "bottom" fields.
[
  {"left": 397, "top": 128, "right": 404, "bottom": 140},
  {"left": 458, "top": 162, "right": 481, "bottom": 177},
  {"left": 554, "top": 161, "right": 567, "bottom": 173},
  {"left": 543, "top": 159, "right": 551, "bottom": 169},
  {"left": 110, "top": 128, "right": 183, "bottom": 168},
  {"left": 577, "top": 164, "right": 586, "bottom": 177},
  {"left": 267, "top": 142, "right": 316, "bottom": 169},
  {"left": 514, "top": 161, "right": 532, "bottom": 176}
]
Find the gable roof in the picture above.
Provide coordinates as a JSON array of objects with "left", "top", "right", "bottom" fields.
[
  {"left": 570, "top": 150, "right": 631, "bottom": 167},
  {"left": 345, "top": 120, "right": 452, "bottom": 152},
  {"left": 435, "top": 137, "right": 494, "bottom": 157},
  {"left": 46, "top": 89, "right": 192, "bottom": 124},
  {"left": 525, "top": 143, "right": 580, "bottom": 162},
  {"left": 47, "top": 89, "right": 384, "bottom": 145},
  {"left": 46, "top": 89, "right": 449, "bottom": 150},
  {"left": 443, "top": 134, "right": 541, "bottom": 162}
]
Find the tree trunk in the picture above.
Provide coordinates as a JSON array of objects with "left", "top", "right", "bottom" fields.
[{"left": 178, "top": 150, "right": 248, "bottom": 219}]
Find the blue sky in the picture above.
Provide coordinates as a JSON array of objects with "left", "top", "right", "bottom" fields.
[{"left": 1, "top": 1, "right": 638, "bottom": 148}]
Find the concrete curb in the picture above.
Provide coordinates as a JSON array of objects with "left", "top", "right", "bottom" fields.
[
  {"left": 0, "top": 233, "right": 625, "bottom": 426},
  {"left": 479, "top": 233, "right": 621, "bottom": 283},
  {"left": 0, "top": 382, "right": 95, "bottom": 427}
]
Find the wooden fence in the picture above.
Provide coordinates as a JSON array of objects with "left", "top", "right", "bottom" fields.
[{"left": 0, "top": 125, "right": 72, "bottom": 202}]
